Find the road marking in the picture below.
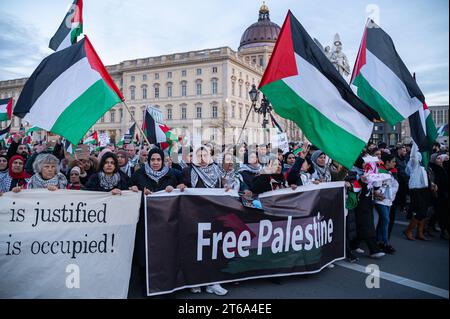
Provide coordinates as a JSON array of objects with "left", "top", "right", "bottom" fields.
[{"left": 335, "top": 261, "right": 449, "bottom": 299}]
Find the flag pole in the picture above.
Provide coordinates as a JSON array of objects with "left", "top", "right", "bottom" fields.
[{"left": 121, "top": 101, "right": 152, "bottom": 147}]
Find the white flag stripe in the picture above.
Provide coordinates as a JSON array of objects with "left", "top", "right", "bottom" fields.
[
  {"left": 360, "top": 50, "right": 422, "bottom": 118},
  {"left": 283, "top": 54, "right": 373, "bottom": 142},
  {"left": 23, "top": 58, "right": 101, "bottom": 131}
]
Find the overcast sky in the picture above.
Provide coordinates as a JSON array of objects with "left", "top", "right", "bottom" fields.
[{"left": 0, "top": 0, "right": 448, "bottom": 105}]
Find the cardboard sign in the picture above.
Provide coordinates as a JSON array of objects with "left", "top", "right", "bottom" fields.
[
  {"left": 124, "top": 134, "right": 133, "bottom": 145},
  {"left": 75, "top": 144, "right": 90, "bottom": 160},
  {"left": 271, "top": 133, "right": 289, "bottom": 154},
  {"left": 98, "top": 133, "right": 110, "bottom": 147}
]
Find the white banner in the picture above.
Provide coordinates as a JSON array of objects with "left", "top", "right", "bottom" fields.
[{"left": 0, "top": 190, "right": 140, "bottom": 299}]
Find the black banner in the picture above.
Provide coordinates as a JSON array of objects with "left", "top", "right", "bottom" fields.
[{"left": 145, "top": 182, "right": 346, "bottom": 296}]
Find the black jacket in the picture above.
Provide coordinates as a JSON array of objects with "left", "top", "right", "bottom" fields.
[
  {"left": 129, "top": 167, "right": 179, "bottom": 192},
  {"left": 85, "top": 171, "right": 130, "bottom": 192},
  {"left": 251, "top": 173, "right": 286, "bottom": 195}
]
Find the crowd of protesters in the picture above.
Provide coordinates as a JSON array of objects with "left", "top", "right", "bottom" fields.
[{"left": 1, "top": 130, "right": 448, "bottom": 296}]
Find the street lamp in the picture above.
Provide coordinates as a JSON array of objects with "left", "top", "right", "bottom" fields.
[{"left": 249, "top": 84, "right": 273, "bottom": 129}]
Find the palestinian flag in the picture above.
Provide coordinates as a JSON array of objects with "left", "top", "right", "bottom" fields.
[
  {"left": 26, "top": 126, "right": 42, "bottom": 135},
  {"left": 0, "top": 124, "right": 11, "bottom": 140},
  {"left": 269, "top": 113, "right": 283, "bottom": 133},
  {"left": 409, "top": 101, "right": 437, "bottom": 167},
  {"left": 117, "top": 122, "right": 138, "bottom": 146},
  {"left": 64, "top": 139, "right": 76, "bottom": 155},
  {"left": 351, "top": 19, "right": 423, "bottom": 125},
  {"left": 0, "top": 98, "right": 13, "bottom": 121},
  {"left": 437, "top": 124, "right": 448, "bottom": 137},
  {"left": 14, "top": 37, "right": 124, "bottom": 146},
  {"left": 143, "top": 109, "right": 166, "bottom": 145},
  {"left": 83, "top": 131, "right": 98, "bottom": 145},
  {"left": 259, "top": 11, "right": 380, "bottom": 169},
  {"left": 49, "top": 0, "right": 83, "bottom": 51}
]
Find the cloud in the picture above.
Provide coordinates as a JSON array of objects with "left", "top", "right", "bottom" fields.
[{"left": 0, "top": 14, "right": 50, "bottom": 80}]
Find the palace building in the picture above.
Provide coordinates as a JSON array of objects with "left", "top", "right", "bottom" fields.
[{"left": 0, "top": 4, "right": 302, "bottom": 146}]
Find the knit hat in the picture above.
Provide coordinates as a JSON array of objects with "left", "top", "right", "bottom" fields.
[
  {"left": 311, "top": 150, "right": 325, "bottom": 164},
  {"left": 70, "top": 166, "right": 81, "bottom": 175}
]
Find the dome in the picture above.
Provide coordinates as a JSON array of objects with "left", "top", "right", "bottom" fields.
[{"left": 239, "top": 3, "right": 281, "bottom": 50}]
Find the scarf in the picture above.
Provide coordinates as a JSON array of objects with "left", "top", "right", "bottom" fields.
[
  {"left": 144, "top": 162, "right": 169, "bottom": 183},
  {"left": 0, "top": 170, "right": 11, "bottom": 192},
  {"left": 120, "top": 162, "right": 133, "bottom": 177},
  {"left": 313, "top": 163, "right": 331, "bottom": 182},
  {"left": 9, "top": 155, "right": 30, "bottom": 180},
  {"left": 238, "top": 164, "right": 262, "bottom": 175},
  {"left": 220, "top": 167, "right": 240, "bottom": 190},
  {"left": 98, "top": 171, "right": 121, "bottom": 190},
  {"left": 28, "top": 173, "right": 67, "bottom": 189},
  {"left": 191, "top": 163, "right": 221, "bottom": 188}
]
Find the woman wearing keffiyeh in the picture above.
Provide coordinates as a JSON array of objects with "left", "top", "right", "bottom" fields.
[
  {"left": 183, "top": 145, "right": 222, "bottom": 188},
  {"left": 0, "top": 154, "right": 31, "bottom": 194}
]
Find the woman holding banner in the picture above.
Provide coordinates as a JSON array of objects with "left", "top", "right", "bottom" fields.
[
  {"left": 0, "top": 154, "right": 31, "bottom": 193},
  {"left": 128, "top": 147, "right": 184, "bottom": 298},
  {"left": 85, "top": 152, "right": 130, "bottom": 195},
  {"left": 182, "top": 145, "right": 229, "bottom": 296},
  {"left": 26, "top": 154, "right": 68, "bottom": 190},
  {"left": 237, "top": 151, "right": 262, "bottom": 191}
]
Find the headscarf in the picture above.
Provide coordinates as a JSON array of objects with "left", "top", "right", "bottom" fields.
[
  {"left": 311, "top": 150, "right": 331, "bottom": 182},
  {"left": 9, "top": 155, "right": 30, "bottom": 180},
  {"left": 430, "top": 153, "right": 439, "bottom": 165},
  {"left": 144, "top": 148, "right": 169, "bottom": 183},
  {"left": 0, "top": 154, "right": 9, "bottom": 192}
]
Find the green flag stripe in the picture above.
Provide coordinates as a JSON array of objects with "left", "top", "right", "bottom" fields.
[
  {"left": 51, "top": 79, "right": 121, "bottom": 145},
  {"left": 261, "top": 80, "right": 366, "bottom": 168}
]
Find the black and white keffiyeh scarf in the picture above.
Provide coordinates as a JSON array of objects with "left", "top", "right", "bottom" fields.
[
  {"left": 28, "top": 173, "right": 67, "bottom": 189},
  {"left": 0, "top": 170, "right": 11, "bottom": 192},
  {"left": 144, "top": 162, "right": 169, "bottom": 183},
  {"left": 99, "top": 172, "right": 121, "bottom": 190},
  {"left": 238, "top": 164, "right": 262, "bottom": 175},
  {"left": 191, "top": 163, "right": 222, "bottom": 188}
]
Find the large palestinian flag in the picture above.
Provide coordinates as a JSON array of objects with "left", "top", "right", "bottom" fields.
[
  {"left": 351, "top": 20, "right": 423, "bottom": 125},
  {"left": 0, "top": 98, "right": 13, "bottom": 121},
  {"left": 49, "top": 0, "right": 83, "bottom": 51},
  {"left": 259, "top": 11, "right": 380, "bottom": 168},
  {"left": 14, "top": 37, "right": 124, "bottom": 146}
]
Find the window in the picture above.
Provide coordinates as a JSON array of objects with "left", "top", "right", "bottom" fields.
[
  {"left": 110, "top": 110, "right": 115, "bottom": 123},
  {"left": 212, "top": 80, "right": 218, "bottom": 94},
  {"left": 131, "top": 76, "right": 135, "bottom": 82},
  {"left": 212, "top": 67, "right": 217, "bottom": 73},
  {"left": 231, "top": 103, "right": 235, "bottom": 117},
  {"left": 182, "top": 70, "right": 187, "bottom": 77},
  {"left": 167, "top": 85, "right": 172, "bottom": 97},
  {"left": 181, "top": 107, "right": 187, "bottom": 119},
  {"left": 167, "top": 108, "right": 173, "bottom": 120},
  {"left": 100, "top": 115, "right": 105, "bottom": 123},
  {"left": 232, "top": 82, "right": 235, "bottom": 96},
  {"left": 259, "top": 56, "right": 264, "bottom": 66},
  {"left": 155, "top": 73, "right": 159, "bottom": 79},
  {"left": 196, "top": 68, "right": 202, "bottom": 75},
  {"left": 239, "top": 106, "right": 242, "bottom": 120},
  {"left": 212, "top": 105, "right": 218, "bottom": 118},
  {"left": 142, "top": 85, "right": 147, "bottom": 99},
  {"left": 154, "top": 86, "right": 160, "bottom": 98},
  {"left": 130, "top": 86, "right": 135, "bottom": 100},
  {"left": 239, "top": 84, "right": 242, "bottom": 98},
  {"left": 167, "top": 71, "right": 172, "bottom": 78},
  {"left": 181, "top": 82, "right": 187, "bottom": 96},
  {"left": 196, "top": 82, "right": 202, "bottom": 95},
  {"left": 196, "top": 106, "right": 202, "bottom": 119},
  {"left": 142, "top": 74, "right": 147, "bottom": 81},
  {"left": 119, "top": 108, "right": 123, "bottom": 120}
]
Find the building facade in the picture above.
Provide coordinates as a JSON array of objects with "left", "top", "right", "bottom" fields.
[{"left": 0, "top": 4, "right": 302, "bottom": 146}]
